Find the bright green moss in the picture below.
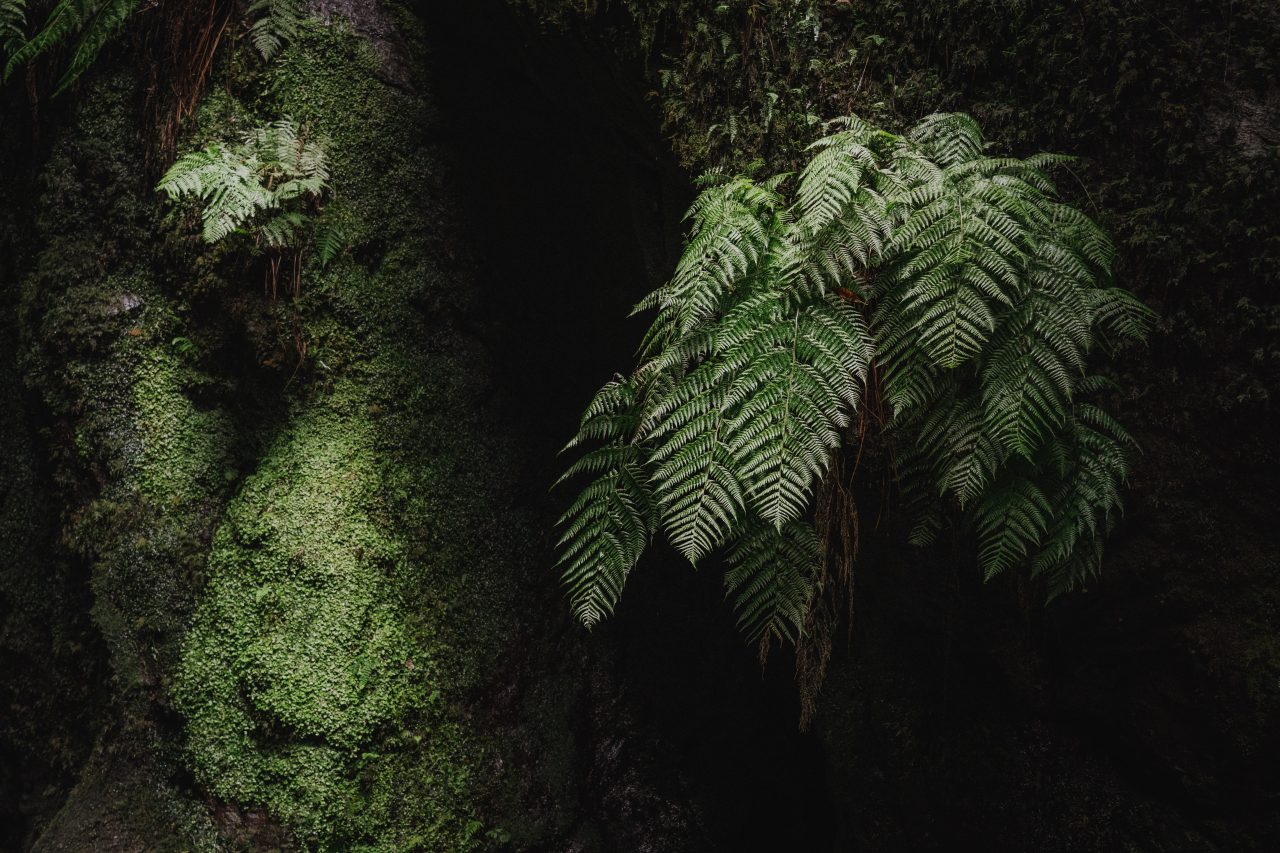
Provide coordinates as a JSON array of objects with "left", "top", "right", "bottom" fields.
[
  {"left": 175, "top": 382, "right": 477, "bottom": 846},
  {"left": 131, "top": 335, "right": 235, "bottom": 511},
  {"left": 10, "top": 67, "right": 237, "bottom": 848}
]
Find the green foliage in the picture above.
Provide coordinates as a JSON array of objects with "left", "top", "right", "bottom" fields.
[
  {"left": 1, "top": 0, "right": 305, "bottom": 93},
  {"left": 249, "top": 0, "right": 303, "bottom": 61},
  {"left": 158, "top": 117, "right": 341, "bottom": 262},
  {"left": 557, "top": 111, "right": 1152, "bottom": 644},
  {"left": 0, "top": 0, "right": 25, "bottom": 55},
  {"left": 519, "top": 0, "right": 847, "bottom": 168},
  {"left": 174, "top": 393, "right": 476, "bottom": 847},
  {"left": 1, "top": 0, "right": 140, "bottom": 95}
]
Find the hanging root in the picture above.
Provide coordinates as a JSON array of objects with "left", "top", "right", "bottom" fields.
[
  {"left": 137, "top": 0, "right": 233, "bottom": 172},
  {"left": 797, "top": 413, "right": 865, "bottom": 729}
]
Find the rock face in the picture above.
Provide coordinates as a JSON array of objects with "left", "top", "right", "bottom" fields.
[
  {"left": 0, "top": 2, "right": 703, "bottom": 850},
  {"left": 1, "top": 0, "right": 1277, "bottom": 850}
]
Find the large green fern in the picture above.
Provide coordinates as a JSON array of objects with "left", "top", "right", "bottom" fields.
[{"left": 557, "top": 112, "right": 1153, "bottom": 645}]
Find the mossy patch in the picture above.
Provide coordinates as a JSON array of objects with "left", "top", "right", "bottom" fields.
[
  {"left": 172, "top": 16, "right": 523, "bottom": 850},
  {"left": 21, "top": 68, "right": 240, "bottom": 696},
  {"left": 175, "top": 383, "right": 477, "bottom": 847},
  {"left": 10, "top": 64, "right": 242, "bottom": 850}
]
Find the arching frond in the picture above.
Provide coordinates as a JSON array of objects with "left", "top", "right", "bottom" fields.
[
  {"left": 556, "top": 110, "right": 1150, "bottom": 645},
  {"left": 973, "top": 475, "right": 1052, "bottom": 580},
  {"left": 1, "top": 0, "right": 27, "bottom": 56},
  {"left": 557, "top": 446, "right": 656, "bottom": 628},
  {"left": 314, "top": 219, "right": 347, "bottom": 268},
  {"left": 2, "top": 0, "right": 140, "bottom": 94}
]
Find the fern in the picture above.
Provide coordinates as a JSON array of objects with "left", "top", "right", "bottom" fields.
[
  {"left": 557, "top": 111, "right": 1153, "bottom": 646},
  {"left": 313, "top": 219, "right": 347, "bottom": 267},
  {"left": 248, "top": 0, "right": 302, "bottom": 61},
  {"left": 724, "top": 518, "right": 821, "bottom": 644},
  {"left": 158, "top": 117, "right": 332, "bottom": 247},
  {"left": 556, "top": 378, "right": 657, "bottom": 626},
  {"left": 2, "top": 0, "right": 300, "bottom": 92},
  {"left": 2, "top": 0, "right": 141, "bottom": 95},
  {"left": 1, "top": 0, "right": 25, "bottom": 57}
]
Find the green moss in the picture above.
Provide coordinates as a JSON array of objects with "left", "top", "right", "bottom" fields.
[
  {"left": 176, "top": 383, "right": 474, "bottom": 846},
  {"left": 10, "top": 64, "right": 240, "bottom": 850},
  {"left": 172, "top": 17, "right": 523, "bottom": 850},
  {"left": 21, "top": 67, "right": 241, "bottom": 695},
  {"left": 131, "top": 344, "right": 234, "bottom": 510}
]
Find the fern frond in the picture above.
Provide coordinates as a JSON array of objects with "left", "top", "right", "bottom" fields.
[
  {"left": 973, "top": 475, "right": 1052, "bottom": 580},
  {"left": 647, "top": 378, "right": 746, "bottom": 561},
  {"left": 1088, "top": 287, "right": 1156, "bottom": 343},
  {"left": 1031, "top": 438, "right": 1125, "bottom": 595},
  {"left": 314, "top": 218, "right": 347, "bottom": 268},
  {"left": 248, "top": 0, "right": 303, "bottom": 61},
  {"left": 3, "top": 0, "right": 140, "bottom": 92},
  {"left": 795, "top": 117, "right": 884, "bottom": 237},
  {"left": 53, "top": 0, "right": 136, "bottom": 95},
  {"left": 557, "top": 446, "right": 655, "bottom": 627},
  {"left": 259, "top": 211, "right": 308, "bottom": 248},
  {"left": 724, "top": 518, "right": 820, "bottom": 644},
  {"left": 723, "top": 297, "right": 867, "bottom": 526},
  {"left": 637, "top": 175, "right": 779, "bottom": 348},
  {"left": 4, "top": 0, "right": 80, "bottom": 81},
  {"left": 908, "top": 112, "right": 985, "bottom": 166},
  {"left": 1, "top": 0, "right": 26, "bottom": 56},
  {"left": 981, "top": 327, "right": 1071, "bottom": 458}
]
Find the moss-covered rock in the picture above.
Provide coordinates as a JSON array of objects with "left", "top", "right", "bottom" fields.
[
  {"left": 5, "top": 2, "right": 708, "bottom": 846},
  {"left": 168, "top": 14, "right": 527, "bottom": 850}
]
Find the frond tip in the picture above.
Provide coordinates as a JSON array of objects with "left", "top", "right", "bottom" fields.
[
  {"left": 557, "top": 448, "right": 655, "bottom": 628},
  {"left": 249, "top": 0, "right": 303, "bottom": 61},
  {"left": 724, "top": 519, "right": 821, "bottom": 644}
]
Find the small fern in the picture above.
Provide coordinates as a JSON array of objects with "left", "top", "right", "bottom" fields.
[
  {"left": 557, "top": 112, "right": 1153, "bottom": 646},
  {"left": 158, "top": 118, "right": 344, "bottom": 281},
  {"left": 248, "top": 0, "right": 302, "bottom": 61}
]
